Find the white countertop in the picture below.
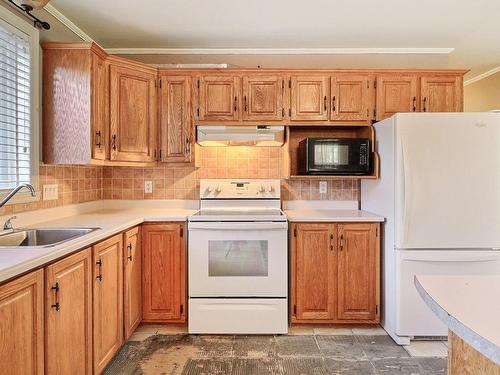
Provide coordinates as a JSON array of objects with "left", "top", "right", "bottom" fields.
[
  {"left": 415, "top": 275, "right": 500, "bottom": 365},
  {"left": 283, "top": 200, "right": 384, "bottom": 223},
  {"left": 285, "top": 209, "right": 384, "bottom": 223},
  {"left": 0, "top": 201, "right": 197, "bottom": 284}
]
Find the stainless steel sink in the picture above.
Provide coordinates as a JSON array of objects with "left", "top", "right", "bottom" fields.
[{"left": 0, "top": 228, "right": 99, "bottom": 247}]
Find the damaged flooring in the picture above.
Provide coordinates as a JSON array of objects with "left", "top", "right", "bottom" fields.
[{"left": 103, "top": 328, "right": 447, "bottom": 374}]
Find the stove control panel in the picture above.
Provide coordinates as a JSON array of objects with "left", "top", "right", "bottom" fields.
[{"left": 200, "top": 179, "right": 281, "bottom": 199}]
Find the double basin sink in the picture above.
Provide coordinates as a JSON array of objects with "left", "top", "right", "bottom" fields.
[{"left": 0, "top": 228, "right": 99, "bottom": 248}]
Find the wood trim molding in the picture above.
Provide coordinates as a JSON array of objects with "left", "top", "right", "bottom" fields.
[
  {"left": 106, "top": 47, "right": 455, "bottom": 55},
  {"left": 464, "top": 66, "right": 500, "bottom": 86},
  {"left": 44, "top": 4, "right": 94, "bottom": 42}
]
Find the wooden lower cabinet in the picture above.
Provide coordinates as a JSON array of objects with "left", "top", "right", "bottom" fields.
[
  {"left": 293, "top": 223, "right": 336, "bottom": 321},
  {"left": 45, "top": 248, "right": 93, "bottom": 375},
  {"left": 142, "top": 222, "right": 186, "bottom": 322},
  {"left": 0, "top": 269, "right": 44, "bottom": 375},
  {"left": 93, "top": 234, "right": 124, "bottom": 374},
  {"left": 124, "top": 226, "right": 142, "bottom": 340},
  {"left": 291, "top": 222, "right": 380, "bottom": 324},
  {"left": 337, "top": 223, "right": 380, "bottom": 321}
]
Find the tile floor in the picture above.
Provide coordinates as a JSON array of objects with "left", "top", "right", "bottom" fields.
[{"left": 104, "top": 325, "right": 448, "bottom": 374}]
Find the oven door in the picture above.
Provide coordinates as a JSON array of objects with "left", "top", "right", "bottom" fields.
[{"left": 188, "top": 221, "right": 287, "bottom": 297}]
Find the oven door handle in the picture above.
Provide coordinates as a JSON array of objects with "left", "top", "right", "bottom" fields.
[{"left": 188, "top": 222, "right": 287, "bottom": 231}]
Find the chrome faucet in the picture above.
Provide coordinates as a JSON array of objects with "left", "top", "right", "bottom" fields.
[{"left": 0, "top": 183, "right": 36, "bottom": 209}]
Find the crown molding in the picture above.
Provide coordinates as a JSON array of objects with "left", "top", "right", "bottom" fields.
[
  {"left": 106, "top": 47, "right": 455, "bottom": 55},
  {"left": 464, "top": 66, "right": 500, "bottom": 86},
  {"left": 44, "top": 4, "right": 93, "bottom": 42}
]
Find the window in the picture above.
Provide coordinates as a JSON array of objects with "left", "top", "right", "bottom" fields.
[{"left": 0, "top": 8, "right": 39, "bottom": 200}]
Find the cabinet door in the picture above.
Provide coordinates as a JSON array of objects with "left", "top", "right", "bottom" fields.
[
  {"left": 93, "top": 234, "right": 123, "bottom": 374},
  {"left": 198, "top": 75, "right": 240, "bottom": 121},
  {"left": 142, "top": 223, "right": 186, "bottom": 322},
  {"left": 109, "top": 64, "right": 157, "bottom": 162},
  {"left": 242, "top": 75, "right": 284, "bottom": 121},
  {"left": 331, "top": 75, "right": 371, "bottom": 122},
  {"left": 421, "top": 75, "right": 462, "bottom": 112},
  {"left": 46, "top": 249, "right": 92, "bottom": 375},
  {"left": 0, "top": 269, "right": 44, "bottom": 375},
  {"left": 159, "top": 75, "right": 193, "bottom": 163},
  {"left": 337, "top": 223, "right": 379, "bottom": 321},
  {"left": 124, "top": 226, "right": 142, "bottom": 340},
  {"left": 290, "top": 75, "right": 329, "bottom": 121},
  {"left": 292, "top": 223, "right": 336, "bottom": 321},
  {"left": 91, "top": 53, "right": 107, "bottom": 161},
  {"left": 376, "top": 75, "right": 418, "bottom": 120}
]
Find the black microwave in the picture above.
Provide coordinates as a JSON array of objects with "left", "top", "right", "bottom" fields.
[{"left": 298, "top": 138, "right": 371, "bottom": 175}]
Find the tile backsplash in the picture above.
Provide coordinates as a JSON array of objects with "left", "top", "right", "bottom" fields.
[
  {"left": 1, "top": 146, "right": 359, "bottom": 215},
  {"left": 0, "top": 164, "right": 103, "bottom": 216}
]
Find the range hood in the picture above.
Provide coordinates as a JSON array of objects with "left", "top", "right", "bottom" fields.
[{"left": 197, "top": 125, "right": 285, "bottom": 147}]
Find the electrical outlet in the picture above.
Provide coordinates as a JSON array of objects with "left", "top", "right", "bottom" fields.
[
  {"left": 144, "top": 180, "right": 153, "bottom": 194},
  {"left": 43, "top": 184, "right": 58, "bottom": 200},
  {"left": 319, "top": 181, "right": 327, "bottom": 194}
]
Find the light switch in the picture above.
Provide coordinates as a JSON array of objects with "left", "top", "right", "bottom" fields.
[
  {"left": 144, "top": 180, "right": 153, "bottom": 194},
  {"left": 43, "top": 184, "right": 58, "bottom": 200},
  {"left": 319, "top": 181, "right": 327, "bottom": 194}
]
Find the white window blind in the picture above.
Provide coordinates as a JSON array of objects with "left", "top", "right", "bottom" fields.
[{"left": 0, "top": 22, "right": 31, "bottom": 190}]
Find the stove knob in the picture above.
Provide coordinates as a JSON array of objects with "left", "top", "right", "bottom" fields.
[
  {"left": 267, "top": 185, "right": 274, "bottom": 192},
  {"left": 215, "top": 185, "right": 222, "bottom": 193},
  {"left": 258, "top": 185, "right": 266, "bottom": 193},
  {"left": 206, "top": 186, "right": 213, "bottom": 193}
]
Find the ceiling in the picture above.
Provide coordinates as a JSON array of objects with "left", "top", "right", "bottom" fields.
[{"left": 48, "top": 0, "right": 500, "bottom": 79}]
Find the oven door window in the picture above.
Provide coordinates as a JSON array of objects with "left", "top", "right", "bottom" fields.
[
  {"left": 314, "top": 143, "right": 349, "bottom": 166},
  {"left": 208, "top": 240, "right": 268, "bottom": 277}
]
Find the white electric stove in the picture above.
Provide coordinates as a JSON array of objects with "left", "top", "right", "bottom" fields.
[{"left": 187, "top": 179, "right": 288, "bottom": 334}]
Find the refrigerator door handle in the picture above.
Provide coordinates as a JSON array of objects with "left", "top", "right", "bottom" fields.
[{"left": 400, "top": 252, "right": 500, "bottom": 263}]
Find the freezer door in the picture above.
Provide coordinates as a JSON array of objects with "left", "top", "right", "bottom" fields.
[
  {"left": 396, "top": 249, "right": 500, "bottom": 337},
  {"left": 395, "top": 113, "right": 500, "bottom": 249}
]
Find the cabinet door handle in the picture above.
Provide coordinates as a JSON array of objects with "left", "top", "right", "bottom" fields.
[
  {"left": 324, "top": 96, "right": 327, "bottom": 111},
  {"left": 340, "top": 234, "right": 344, "bottom": 251},
  {"left": 51, "top": 282, "right": 60, "bottom": 311},
  {"left": 127, "top": 243, "right": 133, "bottom": 261},
  {"left": 412, "top": 97, "right": 417, "bottom": 112},
  {"left": 423, "top": 97, "right": 427, "bottom": 112},
  {"left": 330, "top": 233, "right": 334, "bottom": 251},
  {"left": 244, "top": 96, "right": 247, "bottom": 112},
  {"left": 332, "top": 96, "right": 336, "bottom": 112},
  {"left": 95, "top": 130, "right": 101, "bottom": 148},
  {"left": 234, "top": 96, "right": 238, "bottom": 112},
  {"left": 111, "top": 134, "right": 117, "bottom": 151},
  {"left": 96, "top": 258, "right": 103, "bottom": 281}
]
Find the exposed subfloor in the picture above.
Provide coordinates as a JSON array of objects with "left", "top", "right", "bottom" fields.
[{"left": 103, "top": 328, "right": 447, "bottom": 375}]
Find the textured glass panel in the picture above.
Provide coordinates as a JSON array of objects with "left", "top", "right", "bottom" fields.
[{"left": 208, "top": 240, "right": 268, "bottom": 277}]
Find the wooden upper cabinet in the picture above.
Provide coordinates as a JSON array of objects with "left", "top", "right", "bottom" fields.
[
  {"left": 42, "top": 42, "right": 108, "bottom": 164},
  {"left": 93, "top": 234, "right": 123, "bottom": 374},
  {"left": 159, "top": 75, "right": 193, "bottom": 163},
  {"left": 123, "top": 227, "right": 142, "bottom": 340},
  {"left": 331, "top": 75, "right": 371, "bottom": 122},
  {"left": 421, "top": 75, "right": 463, "bottom": 112},
  {"left": 142, "top": 223, "right": 186, "bottom": 322},
  {"left": 376, "top": 75, "right": 418, "bottom": 120},
  {"left": 242, "top": 75, "right": 285, "bottom": 121},
  {"left": 0, "top": 269, "right": 44, "bottom": 375},
  {"left": 197, "top": 75, "right": 241, "bottom": 121},
  {"left": 292, "top": 223, "right": 336, "bottom": 321},
  {"left": 290, "top": 75, "right": 330, "bottom": 121},
  {"left": 45, "top": 249, "right": 93, "bottom": 375},
  {"left": 91, "top": 53, "right": 107, "bottom": 161},
  {"left": 109, "top": 59, "right": 157, "bottom": 163},
  {"left": 337, "top": 223, "right": 379, "bottom": 321}
]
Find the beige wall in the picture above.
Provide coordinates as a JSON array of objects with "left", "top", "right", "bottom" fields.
[
  {"left": 464, "top": 72, "right": 500, "bottom": 112},
  {"left": 117, "top": 53, "right": 450, "bottom": 69}
]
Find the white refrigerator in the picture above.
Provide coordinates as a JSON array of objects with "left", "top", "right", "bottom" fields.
[{"left": 361, "top": 113, "right": 500, "bottom": 345}]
